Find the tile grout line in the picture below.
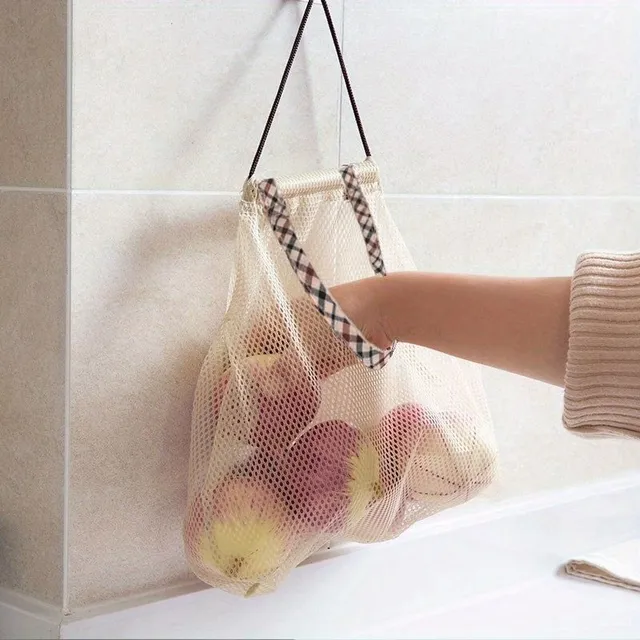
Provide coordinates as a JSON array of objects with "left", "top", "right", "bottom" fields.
[
  {"left": 383, "top": 194, "right": 640, "bottom": 201},
  {"left": 0, "top": 186, "right": 67, "bottom": 193},
  {"left": 71, "top": 188, "right": 239, "bottom": 197},
  {"left": 3, "top": 185, "right": 640, "bottom": 202},
  {"left": 62, "top": 0, "right": 72, "bottom": 616}
]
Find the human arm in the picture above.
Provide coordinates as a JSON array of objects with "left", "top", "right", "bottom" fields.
[
  {"left": 331, "top": 273, "right": 571, "bottom": 386},
  {"left": 331, "top": 253, "right": 640, "bottom": 439}
]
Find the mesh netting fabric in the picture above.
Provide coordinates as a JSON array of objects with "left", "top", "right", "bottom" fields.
[{"left": 184, "top": 160, "right": 496, "bottom": 597}]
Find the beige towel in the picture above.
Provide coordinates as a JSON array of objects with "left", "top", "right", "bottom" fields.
[{"left": 565, "top": 539, "right": 640, "bottom": 592}]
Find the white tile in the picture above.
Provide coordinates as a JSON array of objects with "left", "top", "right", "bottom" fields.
[
  {"left": 341, "top": 1, "right": 640, "bottom": 195},
  {"left": 72, "top": 0, "right": 343, "bottom": 191},
  {"left": 386, "top": 195, "right": 640, "bottom": 496},
  {"left": 69, "top": 193, "right": 237, "bottom": 606},
  {"left": 484, "top": 368, "right": 640, "bottom": 499},
  {"left": 388, "top": 196, "right": 640, "bottom": 276}
]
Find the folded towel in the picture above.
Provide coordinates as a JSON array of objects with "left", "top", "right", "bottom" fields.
[{"left": 565, "top": 539, "right": 640, "bottom": 593}]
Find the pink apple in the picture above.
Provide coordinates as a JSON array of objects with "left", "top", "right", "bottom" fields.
[
  {"left": 192, "top": 477, "right": 289, "bottom": 594},
  {"left": 281, "top": 420, "right": 385, "bottom": 534},
  {"left": 374, "top": 403, "right": 438, "bottom": 491},
  {"left": 244, "top": 350, "right": 322, "bottom": 457}
]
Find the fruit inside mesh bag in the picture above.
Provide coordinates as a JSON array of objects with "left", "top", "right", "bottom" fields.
[
  {"left": 184, "top": 478, "right": 290, "bottom": 598},
  {"left": 376, "top": 404, "right": 496, "bottom": 511},
  {"left": 277, "top": 420, "right": 385, "bottom": 534},
  {"left": 186, "top": 296, "right": 494, "bottom": 596},
  {"left": 242, "top": 349, "right": 322, "bottom": 457}
]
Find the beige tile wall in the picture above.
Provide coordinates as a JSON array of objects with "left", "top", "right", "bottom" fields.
[
  {"left": 67, "top": 0, "right": 640, "bottom": 607},
  {"left": 0, "top": 193, "right": 67, "bottom": 604},
  {"left": 0, "top": 0, "right": 68, "bottom": 606},
  {"left": 0, "top": 0, "right": 67, "bottom": 188}
]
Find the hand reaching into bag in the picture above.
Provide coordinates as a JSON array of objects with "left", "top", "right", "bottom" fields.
[
  {"left": 330, "top": 277, "right": 393, "bottom": 351},
  {"left": 331, "top": 272, "right": 571, "bottom": 387}
]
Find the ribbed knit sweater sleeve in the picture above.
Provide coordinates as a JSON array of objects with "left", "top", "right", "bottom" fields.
[{"left": 563, "top": 253, "right": 640, "bottom": 439}]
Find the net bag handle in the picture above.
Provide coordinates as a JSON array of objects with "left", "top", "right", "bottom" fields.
[
  {"left": 248, "top": 1, "right": 395, "bottom": 369},
  {"left": 247, "top": 0, "right": 370, "bottom": 181},
  {"left": 257, "top": 165, "right": 396, "bottom": 371}
]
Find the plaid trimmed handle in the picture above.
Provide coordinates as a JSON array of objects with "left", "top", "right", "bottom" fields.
[
  {"left": 341, "top": 165, "right": 386, "bottom": 276},
  {"left": 258, "top": 165, "right": 395, "bottom": 370}
]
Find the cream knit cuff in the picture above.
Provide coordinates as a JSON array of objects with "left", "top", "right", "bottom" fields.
[{"left": 563, "top": 252, "right": 640, "bottom": 439}]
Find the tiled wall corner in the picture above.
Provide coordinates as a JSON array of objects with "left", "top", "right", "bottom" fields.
[
  {"left": 0, "top": 0, "right": 68, "bottom": 607},
  {"left": 0, "top": 0, "right": 67, "bottom": 188},
  {"left": 0, "top": 192, "right": 67, "bottom": 604}
]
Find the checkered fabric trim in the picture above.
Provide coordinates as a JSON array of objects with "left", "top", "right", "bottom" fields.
[
  {"left": 258, "top": 177, "right": 395, "bottom": 370},
  {"left": 340, "top": 164, "right": 386, "bottom": 276}
]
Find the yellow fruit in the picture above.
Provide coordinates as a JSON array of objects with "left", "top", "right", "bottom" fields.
[
  {"left": 199, "top": 478, "right": 287, "bottom": 586},
  {"left": 347, "top": 440, "right": 385, "bottom": 527}
]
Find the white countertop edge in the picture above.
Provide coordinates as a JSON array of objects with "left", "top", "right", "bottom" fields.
[
  {"left": 3, "top": 472, "right": 639, "bottom": 640},
  {"left": 62, "top": 471, "right": 640, "bottom": 639}
]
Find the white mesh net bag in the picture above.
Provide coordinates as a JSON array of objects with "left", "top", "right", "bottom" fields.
[{"left": 184, "top": 0, "right": 496, "bottom": 598}]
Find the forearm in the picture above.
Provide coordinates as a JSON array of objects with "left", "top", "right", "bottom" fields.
[{"left": 378, "top": 273, "right": 571, "bottom": 386}]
